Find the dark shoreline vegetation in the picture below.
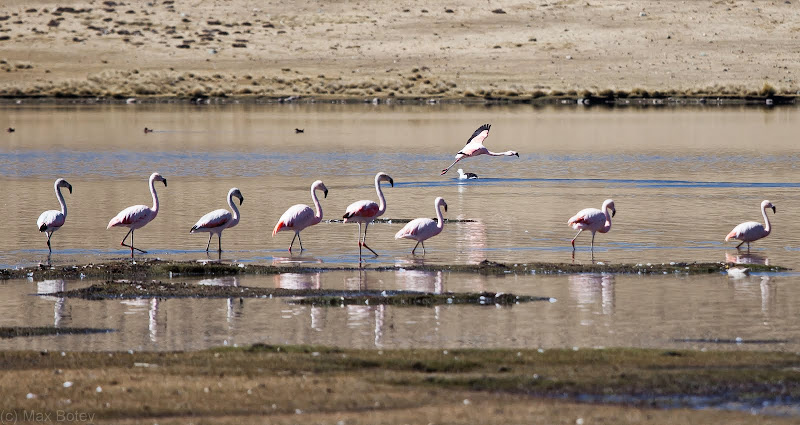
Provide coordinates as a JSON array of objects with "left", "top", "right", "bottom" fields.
[
  {"left": 0, "top": 345, "right": 797, "bottom": 423},
  {"left": 1, "top": 259, "right": 787, "bottom": 282},
  {"left": 0, "top": 92, "right": 794, "bottom": 107}
]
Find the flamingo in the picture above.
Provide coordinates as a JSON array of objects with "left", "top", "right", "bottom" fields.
[
  {"left": 190, "top": 188, "right": 244, "bottom": 252},
  {"left": 395, "top": 197, "right": 448, "bottom": 255},
  {"left": 107, "top": 172, "right": 167, "bottom": 257},
  {"left": 272, "top": 180, "right": 328, "bottom": 252},
  {"left": 36, "top": 178, "right": 73, "bottom": 253},
  {"left": 568, "top": 199, "right": 616, "bottom": 250},
  {"left": 457, "top": 169, "right": 478, "bottom": 180},
  {"left": 343, "top": 172, "right": 394, "bottom": 257},
  {"left": 726, "top": 200, "right": 776, "bottom": 250},
  {"left": 441, "top": 124, "right": 519, "bottom": 175}
]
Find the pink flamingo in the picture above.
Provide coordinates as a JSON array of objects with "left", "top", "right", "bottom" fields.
[
  {"left": 272, "top": 180, "right": 328, "bottom": 252},
  {"left": 441, "top": 124, "right": 519, "bottom": 175},
  {"left": 36, "top": 178, "right": 73, "bottom": 253},
  {"left": 190, "top": 188, "right": 244, "bottom": 252},
  {"left": 726, "top": 200, "right": 776, "bottom": 250},
  {"left": 343, "top": 172, "right": 394, "bottom": 257},
  {"left": 107, "top": 172, "right": 167, "bottom": 257},
  {"left": 567, "top": 199, "right": 616, "bottom": 250},
  {"left": 395, "top": 197, "right": 448, "bottom": 255}
]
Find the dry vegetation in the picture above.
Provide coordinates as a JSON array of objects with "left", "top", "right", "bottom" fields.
[
  {"left": 0, "top": 345, "right": 797, "bottom": 424},
  {"left": 0, "top": 0, "right": 799, "bottom": 101}
]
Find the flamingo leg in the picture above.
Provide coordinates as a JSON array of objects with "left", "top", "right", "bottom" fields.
[
  {"left": 441, "top": 157, "right": 463, "bottom": 175},
  {"left": 289, "top": 233, "right": 298, "bottom": 252},
  {"left": 121, "top": 229, "right": 147, "bottom": 255},
  {"left": 411, "top": 241, "right": 420, "bottom": 254},
  {"left": 591, "top": 232, "right": 596, "bottom": 250},
  {"left": 217, "top": 233, "right": 222, "bottom": 253},
  {"left": 421, "top": 241, "right": 426, "bottom": 255},
  {"left": 571, "top": 229, "right": 582, "bottom": 249},
  {"left": 205, "top": 234, "right": 212, "bottom": 252},
  {"left": 46, "top": 232, "right": 53, "bottom": 253},
  {"left": 297, "top": 233, "right": 304, "bottom": 251},
  {"left": 357, "top": 222, "right": 363, "bottom": 259},
  {"left": 736, "top": 241, "right": 744, "bottom": 249},
  {"left": 362, "top": 222, "right": 378, "bottom": 256},
  {"left": 747, "top": 242, "right": 751, "bottom": 251}
]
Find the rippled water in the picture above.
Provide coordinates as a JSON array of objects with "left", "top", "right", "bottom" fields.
[{"left": 2, "top": 103, "right": 800, "bottom": 354}]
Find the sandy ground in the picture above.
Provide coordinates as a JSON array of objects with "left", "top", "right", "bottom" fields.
[{"left": 0, "top": 0, "right": 799, "bottom": 99}]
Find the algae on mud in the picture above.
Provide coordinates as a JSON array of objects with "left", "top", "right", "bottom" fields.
[
  {"left": 0, "top": 345, "right": 798, "bottom": 424},
  {"left": 0, "top": 327, "right": 114, "bottom": 339},
  {"left": 51, "top": 280, "right": 548, "bottom": 306},
  {"left": 1, "top": 259, "right": 788, "bottom": 281}
]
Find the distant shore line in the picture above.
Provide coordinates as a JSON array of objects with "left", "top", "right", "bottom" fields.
[{"left": 0, "top": 93, "right": 795, "bottom": 107}]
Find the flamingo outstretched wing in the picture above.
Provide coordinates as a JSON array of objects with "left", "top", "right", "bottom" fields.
[{"left": 465, "top": 124, "right": 491, "bottom": 146}]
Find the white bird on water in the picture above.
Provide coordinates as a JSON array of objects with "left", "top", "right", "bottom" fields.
[
  {"left": 567, "top": 199, "right": 616, "bottom": 250},
  {"left": 273, "top": 180, "right": 328, "bottom": 252},
  {"left": 37, "top": 178, "right": 73, "bottom": 253},
  {"left": 190, "top": 188, "right": 244, "bottom": 252},
  {"left": 395, "top": 197, "right": 448, "bottom": 255},
  {"left": 343, "top": 172, "right": 394, "bottom": 258},
  {"left": 457, "top": 169, "right": 478, "bottom": 180},
  {"left": 107, "top": 172, "right": 167, "bottom": 258},
  {"left": 726, "top": 200, "right": 776, "bottom": 250},
  {"left": 441, "top": 124, "right": 519, "bottom": 175}
]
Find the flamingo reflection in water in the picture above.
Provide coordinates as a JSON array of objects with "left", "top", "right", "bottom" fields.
[
  {"left": 37, "top": 280, "right": 68, "bottom": 327},
  {"left": 568, "top": 273, "right": 615, "bottom": 316}
]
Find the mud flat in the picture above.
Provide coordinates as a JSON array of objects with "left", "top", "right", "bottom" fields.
[
  {"left": 0, "top": 259, "right": 787, "bottom": 282},
  {"left": 0, "top": 345, "right": 797, "bottom": 424}
]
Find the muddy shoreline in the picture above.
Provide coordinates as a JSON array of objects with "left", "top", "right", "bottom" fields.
[{"left": 1, "top": 259, "right": 787, "bottom": 281}]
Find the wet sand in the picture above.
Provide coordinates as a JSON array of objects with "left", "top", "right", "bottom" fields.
[
  {"left": 1, "top": 1, "right": 799, "bottom": 100},
  {"left": 0, "top": 344, "right": 797, "bottom": 424}
]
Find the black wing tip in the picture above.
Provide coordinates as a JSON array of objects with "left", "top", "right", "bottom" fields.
[
  {"left": 343, "top": 212, "right": 352, "bottom": 219},
  {"left": 190, "top": 225, "right": 197, "bottom": 233},
  {"left": 38, "top": 223, "right": 47, "bottom": 232},
  {"left": 466, "top": 123, "right": 491, "bottom": 144}
]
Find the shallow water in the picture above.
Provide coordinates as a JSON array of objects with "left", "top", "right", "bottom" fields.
[
  {"left": 0, "top": 270, "right": 797, "bottom": 352},
  {"left": 2, "top": 103, "right": 800, "bottom": 356},
  {"left": 2, "top": 104, "right": 800, "bottom": 269}
]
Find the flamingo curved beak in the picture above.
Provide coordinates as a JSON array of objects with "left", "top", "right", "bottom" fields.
[
  {"left": 162, "top": 179, "right": 168, "bottom": 187},
  {"left": 389, "top": 178, "right": 394, "bottom": 187},
  {"left": 323, "top": 188, "right": 329, "bottom": 198},
  {"left": 67, "top": 184, "right": 72, "bottom": 194},
  {"left": 444, "top": 203, "right": 448, "bottom": 212},
  {"left": 514, "top": 152, "right": 520, "bottom": 157},
  {"left": 238, "top": 195, "right": 244, "bottom": 205},
  {"left": 611, "top": 209, "right": 616, "bottom": 217},
  {"left": 772, "top": 206, "right": 776, "bottom": 214}
]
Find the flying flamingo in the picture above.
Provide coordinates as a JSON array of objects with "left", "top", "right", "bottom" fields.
[
  {"left": 273, "top": 180, "right": 328, "bottom": 252},
  {"left": 190, "top": 188, "right": 244, "bottom": 252},
  {"left": 395, "top": 197, "right": 448, "bottom": 255},
  {"left": 567, "top": 199, "right": 616, "bottom": 250},
  {"left": 36, "top": 178, "right": 73, "bottom": 253},
  {"left": 726, "top": 200, "right": 776, "bottom": 250},
  {"left": 107, "top": 172, "right": 167, "bottom": 258},
  {"left": 441, "top": 124, "right": 519, "bottom": 175},
  {"left": 343, "top": 172, "right": 394, "bottom": 257}
]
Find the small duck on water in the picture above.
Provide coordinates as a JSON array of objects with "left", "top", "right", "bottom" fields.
[{"left": 457, "top": 169, "right": 478, "bottom": 180}]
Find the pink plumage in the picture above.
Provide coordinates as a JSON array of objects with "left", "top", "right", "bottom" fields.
[
  {"left": 191, "top": 188, "right": 243, "bottom": 252},
  {"left": 441, "top": 124, "right": 519, "bottom": 175},
  {"left": 36, "top": 178, "right": 72, "bottom": 253},
  {"left": 343, "top": 172, "right": 394, "bottom": 258},
  {"left": 726, "top": 200, "right": 775, "bottom": 250},
  {"left": 567, "top": 199, "right": 616, "bottom": 250},
  {"left": 273, "top": 180, "right": 328, "bottom": 251},
  {"left": 107, "top": 172, "right": 167, "bottom": 258},
  {"left": 395, "top": 197, "right": 447, "bottom": 255}
]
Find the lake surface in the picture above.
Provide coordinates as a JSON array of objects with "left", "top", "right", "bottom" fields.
[{"left": 1, "top": 103, "right": 800, "bottom": 353}]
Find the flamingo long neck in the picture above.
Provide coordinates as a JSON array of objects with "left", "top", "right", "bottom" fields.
[
  {"left": 149, "top": 176, "right": 159, "bottom": 214},
  {"left": 228, "top": 192, "right": 240, "bottom": 225},
  {"left": 55, "top": 182, "right": 67, "bottom": 217},
  {"left": 602, "top": 202, "right": 613, "bottom": 232},
  {"left": 486, "top": 150, "right": 515, "bottom": 157},
  {"left": 762, "top": 205, "right": 771, "bottom": 235},
  {"left": 435, "top": 201, "right": 445, "bottom": 230},
  {"left": 375, "top": 176, "right": 387, "bottom": 215},
  {"left": 311, "top": 186, "right": 323, "bottom": 222}
]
